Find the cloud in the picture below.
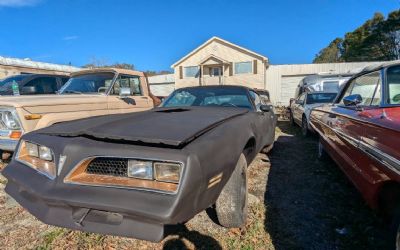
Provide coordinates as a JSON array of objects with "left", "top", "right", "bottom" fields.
[
  {"left": 0, "top": 0, "right": 41, "bottom": 7},
  {"left": 62, "top": 35, "right": 79, "bottom": 41}
]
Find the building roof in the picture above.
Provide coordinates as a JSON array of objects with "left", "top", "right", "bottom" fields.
[
  {"left": 71, "top": 68, "right": 145, "bottom": 77},
  {"left": 0, "top": 56, "right": 80, "bottom": 72},
  {"left": 171, "top": 36, "right": 268, "bottom": 68}
]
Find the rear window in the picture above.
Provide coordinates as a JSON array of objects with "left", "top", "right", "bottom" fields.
[{"left": 306, "top": 93, "right": 337, "bottom": 104}]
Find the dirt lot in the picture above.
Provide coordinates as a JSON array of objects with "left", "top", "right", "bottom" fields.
[{"left": 0, "top": 121, "right": 392, "bottom": 249}]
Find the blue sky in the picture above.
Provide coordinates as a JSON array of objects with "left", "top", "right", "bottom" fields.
[{"left": 0, "top": 0, "right": 398, "bottom": 71}]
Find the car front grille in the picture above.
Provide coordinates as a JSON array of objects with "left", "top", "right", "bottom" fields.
[{"left": 85, "top": 157, "right": 128, "bottom": 177}]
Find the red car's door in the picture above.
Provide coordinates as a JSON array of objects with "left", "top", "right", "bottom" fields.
[{"left": 313, "top": 70, "right": 384, "bottom": 203}]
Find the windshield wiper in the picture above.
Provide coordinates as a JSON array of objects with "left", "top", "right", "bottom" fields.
[{"left": 63, "top": 90, "right": 83, "bottom": 94}]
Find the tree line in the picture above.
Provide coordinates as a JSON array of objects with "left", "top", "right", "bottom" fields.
[
  {"left": 314, "top": 10, "right": 400, "bottom": 63},
  {"left": 82, "top": 57, "right": 171, "bottom": 76}
]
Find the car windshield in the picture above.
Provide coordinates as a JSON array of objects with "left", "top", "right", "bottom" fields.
[
  {"left": 162, "top": 87, "right": 253, "bottom": 109},
  {"left": 306, "top": 93, "right": 337, "bottom": 104},
  {"left": 59, "top": 73, "right": 115, "bottom": 94},
  {"left": 0, "top": 75, "right": 29, "bottom": 95},
  {"left": 386, "top": 65, "right": 400, "bottom": 105}
]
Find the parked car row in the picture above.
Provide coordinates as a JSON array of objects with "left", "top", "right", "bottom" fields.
[{"left": 1, "top": 62, "right": 400, "bottom": 248}]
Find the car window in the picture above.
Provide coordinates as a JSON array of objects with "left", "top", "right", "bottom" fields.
[
  {"left": 24, "top": 77, "right": 58, "bottom": 94},
  {"left": 249, "top": 90, "right": 262, "bottom": 111},
  {"left": 163, "top": 87, "right": 253, "bottom": 109},
  {"left": 111, "top": 75, "right": 142, "bottom": 96},
  {"left": 60, "top": 73, "right": 115, "bottom": 94},
  {"left": 386, "top": 65, "right": 400, "bottom": 105},
  {"left": 306, "top": 93, "right": 337, "bottom": 104},
  {"left": 322, "top": 81, "right": 340, "bottom": 92},
  {"left": 60, "top": 77, "right": 69, "bottom": 85},
  {"left": 339, "top": 71, "right": 381, "bottom": 106}
]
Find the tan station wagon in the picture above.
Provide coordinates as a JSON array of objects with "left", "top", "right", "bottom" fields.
[{"left": 0, "top": 68, "right": 156, "bottom": 156}]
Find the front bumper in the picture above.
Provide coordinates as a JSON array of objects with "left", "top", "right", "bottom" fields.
[
  {"left": 2, "top": 135, "right": 208, "bottom": 242},
  {"left": 0, "top": 138, "right": 18, "bottom": 151},
  {"left": 5, "top": 179, "right": 165, "bottom": 241}
]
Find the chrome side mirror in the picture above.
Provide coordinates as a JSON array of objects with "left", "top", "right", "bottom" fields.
[{"left": 343, "top": 94, "right": 362, "bottom": 106}]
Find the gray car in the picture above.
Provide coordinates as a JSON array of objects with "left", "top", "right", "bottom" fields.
[{"left": 289, "top": 92, "right": 337, "bottom": 136}]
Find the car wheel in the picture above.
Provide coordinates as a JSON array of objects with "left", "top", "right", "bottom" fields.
[
  {"left": 215, "top": 153, "right": 248, "bottom": 228},
  {"left": 302, "top": 116, "right": 309, "bottom": 137},
  {"left": 289, "top": 111, "right": 295, "bottom": 126},
  {"left": 396, "top": 222, "right": 400, "bottom": 250},
  {"left": 317, "top": 138, "right": 328, "bottom": 160}
]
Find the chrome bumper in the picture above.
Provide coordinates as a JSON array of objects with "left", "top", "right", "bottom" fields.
[{"left": 0, "top": 138, "right": 19, "bottom": 151}]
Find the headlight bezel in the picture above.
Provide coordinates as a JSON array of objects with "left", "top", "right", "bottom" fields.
[
  {"left": 15, "top": 140, "right": 56, "bottom": 180},
  {"left": 65, "top": 156, "right": 184, "bottom": 194}
]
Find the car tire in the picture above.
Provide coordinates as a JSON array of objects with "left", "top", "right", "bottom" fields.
[
  {"left": 317, "top": 138, "right": 328, "bottom": 160},
  {"left": 388, "top": 208, "right": 400, "bottom": 250},
  {"left": 289, "top": 111, "right": 295, "bottom": 126},
  {"left": 215, "top": 153, "right": 248, "bottom": 228},
  {"left": 302, "top": 116, "right": 309, "bottom": 137}
]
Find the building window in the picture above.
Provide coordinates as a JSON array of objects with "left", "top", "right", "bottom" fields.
[
  {"left": 184, "top": 66, "right": 200, "bottom": 78},
  {"left": 234, "top": 61, "right": 252, "bottom": 74},
  {"left": 211, "top": 67, "right": 222, "bottom": 77}
]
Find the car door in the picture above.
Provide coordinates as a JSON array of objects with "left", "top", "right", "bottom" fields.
[
  {"left": 293, "top": 93, "right": 306, "bottom": 125},
  {"left": 107, "top": 74, "right": 153, "bottom": 114},
  {"left": 249, "top": 90, "right": 273, "bottom": 150},
  {"left": 321, "top": 71, "right": 382, "bottom": 193}
]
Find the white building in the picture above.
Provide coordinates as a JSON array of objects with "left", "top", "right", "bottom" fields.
[{"left": 148, "top": 37, "right": 384, "bottom": 104}]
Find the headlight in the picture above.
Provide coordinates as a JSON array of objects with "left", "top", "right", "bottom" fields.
[
  {"left": 0, "top": 110, "right": 21, "bottom": 130},
  {"left": 127, "top": 160, "right": 181, "bottom": 183},
  {"left": 128, "top": 160, "right": 153, "bottom": 180},
  {"left": 154, "top": 162, "right": 181, "bottom": 183},
  {"left": 16, "top": 140, "right": 56, "bottom": 179}
]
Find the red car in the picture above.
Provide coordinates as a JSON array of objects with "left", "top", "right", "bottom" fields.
[{"left": 310, "top": 62, "right": 400, "bottom": 249}]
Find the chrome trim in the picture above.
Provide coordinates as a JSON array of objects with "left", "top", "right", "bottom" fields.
[
  {"left": 64, "top": 155, "right": 185, "bottom": 195},
  {"left": 332, "top": 128, "right": 359, "bottom": 148},
  {"left": 359, "top": 140, "right": 400, "bottom": 175},
  {"left": 0, "top": 138, "right": 18, "bottom": 151}
]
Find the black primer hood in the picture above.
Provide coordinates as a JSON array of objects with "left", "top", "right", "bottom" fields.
[{"left": 37, "top": 107, "right": 248, "bottom": 147}]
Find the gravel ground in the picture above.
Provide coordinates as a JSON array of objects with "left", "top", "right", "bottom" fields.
[{"left": 0, "top": 121, "right": 392, "bottom": 249}]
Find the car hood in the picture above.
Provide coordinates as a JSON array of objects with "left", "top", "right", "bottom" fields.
[
  {"left": 37, "top": 107, "right": 249, "bottom": 147},
  {"left": 0, "top": 94, "right": 106, "bottom": 109}
]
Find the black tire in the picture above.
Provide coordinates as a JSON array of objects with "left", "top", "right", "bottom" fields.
[
  {"left": 289, "top": 111, "right": 295, "bottom": 126},
  {"left": 389, "top": 209, "right": 400, "bottom": 250},
  {"left": 215, "top": 153, "right": 248, "bottom": 228},
  {"left": 317, "top": 138, "right": 328, "bottom": 160},
  {"left": 301, "top": 116, "right": 309, "bottom": 137}
]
